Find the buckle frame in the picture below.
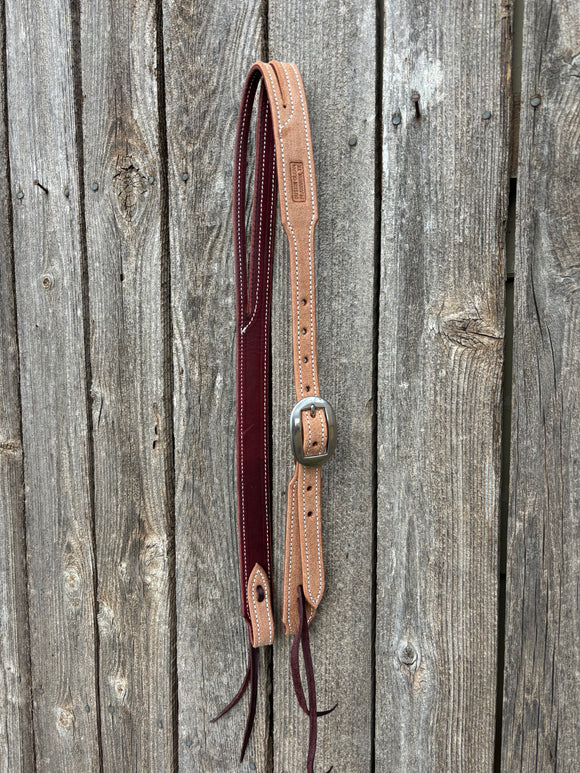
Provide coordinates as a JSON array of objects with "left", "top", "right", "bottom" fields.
[{"left": 290, "top": 396, "right": 336, "bottom": 467}]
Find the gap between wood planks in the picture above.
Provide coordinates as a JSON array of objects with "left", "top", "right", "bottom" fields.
[
  {"left": 69, "top": 0, "right": 104, "bottom": 768},
  {"left": 370, "top": 1, "right": 385, "bottom": 771},
  {"left": 494, "top": 0, "right": 523, "bottom": 766},
  {"left": 154, "top": 0, "right": 179, "bottom": 768}
]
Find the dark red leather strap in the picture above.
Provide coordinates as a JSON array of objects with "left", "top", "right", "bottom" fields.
[{"left": 233, "top": 65, "right": 277, "bottom": 644}]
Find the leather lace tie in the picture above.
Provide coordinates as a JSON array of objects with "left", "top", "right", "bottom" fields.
[{"left": 212, "top": 60, "right": 337, "bottom": 772}]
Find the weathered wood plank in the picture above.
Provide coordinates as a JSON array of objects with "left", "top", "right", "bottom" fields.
[
  {"left": 376, "top": 0, "right": 511, "bottom": 769},
  {"left": 80, "top": 0, "right": 174, "bottom": 769},
  {"left": 268, "top": 3, "right": 376, "bottom": 770},
  {"left": 0, "top": 0, "right": 34, "bottom": 766},
  {"left": 501, "top": 0, "right": 580, "bottom": 768},
  {"left": 162, "top": 2, "right": 269, "bottom": 769},
  {"left": 5, "top": 0, "right": 100, "bottom": 769}
]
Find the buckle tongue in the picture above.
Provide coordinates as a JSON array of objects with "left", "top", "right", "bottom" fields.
[{"left": 290, "top": 396, "right": 336, "bottom": 466}]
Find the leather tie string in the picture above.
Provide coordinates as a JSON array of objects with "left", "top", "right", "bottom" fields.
[{"left": 212, "top": 60, "right": 337, "bottom": 771}]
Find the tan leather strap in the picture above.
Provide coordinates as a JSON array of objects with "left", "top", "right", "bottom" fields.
[{"left": 257, "top": 61, "right": 334, "bottom": 636}]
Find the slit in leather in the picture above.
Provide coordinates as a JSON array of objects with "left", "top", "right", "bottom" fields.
[{"left": 270, "top": 60, "right": 289, "bottom": 109}]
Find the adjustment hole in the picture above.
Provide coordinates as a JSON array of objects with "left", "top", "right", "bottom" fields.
[
  {"left": 303, "top": 356, "right": 308, "bottom": 363},
  {"left": 313, "top": 441, "right": 318, "bottom": 447},
  {"left": 301, "top": 328, "right": 307, "bottom": 335},
  {"left": 301, "top": 298, "right": 307, "bottom": 306},
  {"left": 307, "top": 485, "right": 312, "bottom": 491},
  {"left": 256, "top": 585, "right": 265, "bottom": 602},
  {"left": 305, "top": 386, "right": 310, "bottom": 392},
  {"left": 307, "top": 511, "right": 313, "bottom": 517}
]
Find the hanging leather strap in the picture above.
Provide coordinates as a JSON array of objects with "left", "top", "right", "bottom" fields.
[{"left": 213, "top": 59, "right": 336, "bottom": 772}]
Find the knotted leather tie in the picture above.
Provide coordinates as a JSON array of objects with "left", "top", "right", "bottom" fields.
[{"left": 211, "top": 61, "right": 337, "bottom": 771}]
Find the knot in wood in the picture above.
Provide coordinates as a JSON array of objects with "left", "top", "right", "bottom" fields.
[
  {"left": 113, "top": 158, "right": 148, "bottom": 220},
  {"left": 437, "top": 309, "right": 503, "bottom": 351},
  {"left": 56, "top": 707, "right": 74, "bottom": 734},
  {"left": 63, "top": 566, "right": 80, "bottom": 589},
  {"left": 41, "top": 273, "right": 54, "bottom": 290},
  {"left": 0, "top": 438, "right": 22, "bottom": 455},
  {"left": 398, "top": 641, "right": 418, "bottom": 668},
  {"left": 113, "top": 676, "right": 128, "bottom": 701}
]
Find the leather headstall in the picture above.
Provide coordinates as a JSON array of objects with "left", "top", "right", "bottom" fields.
[{"left": 212, "top": 60, "right": 336, "bottom": 773}]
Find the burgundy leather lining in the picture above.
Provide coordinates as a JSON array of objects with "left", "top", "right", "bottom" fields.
[
  {"left": 233, "top": 66, "right": 277, "bottom": 625},
  {"left": 211, "top": 64, "right": 276, "bottom": 765}
]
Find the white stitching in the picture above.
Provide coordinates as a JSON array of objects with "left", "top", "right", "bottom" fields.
[
  {"left": 305, "top": 411, "right": 312, "bottom": 454},
  {"left": 302, "top": 466, "right": 322, "bottom": 606},
  {"left": 313, "top": 468, "right": 322, "bottom": 603},
  {"left": 241, "top": 91, "right": 268, "bottom": 334},
  {"left": 236, "top": 76, "right": 255, "bottom": 591},
  {"left": 289, "top": 62, "right": 318, "bottom": 399},
  {"left": 286, "top": 478, "right": 297, "bottom": 635},
  {"left": 236, "top": 73, "right": 256, "bottom": 325},
  {"left": 263, "top": 103, "right": 275, "bottom": 577},
  {"left": 239, "top": 74, "right": 277, "bottom": 592},
  {"left": 265, "top": 64, "right": 327, "bottom": 621},
  {"left": 284, "top": 65, "right": 322, "bottom": 603},
  {"left": 264, "top": 65, "right": 306, "bottom": 398}
]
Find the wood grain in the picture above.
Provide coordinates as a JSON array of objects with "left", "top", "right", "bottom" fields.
[
  {"left": 0, "top": 0, "right": 34, "bottom": 767},
  {"left": 376, "top": 0, "right": 511, "bottom": 769},
  {"left": 162, "top": 2, "right": 270, "bottom": 769},
  {"left": 5, "top": 0, "right": 100, "bottom": 769},
  {"left": 2, "top": 0, "right": 579, "bottom": 769},
  {"left": 80, "top": 0, "right": 174, "bottom": 769},
  {"left": 501, "top": 0, "right": 580, "bottom": 768},
  {"left": 268, "top": 2, "right": 377, "bottom": 770}
]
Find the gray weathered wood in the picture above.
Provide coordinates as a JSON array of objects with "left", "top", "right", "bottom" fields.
[
  {"left": 80, "top": 0, "right": 174, "bottom": 769},
  {"left": 501, "top": 0, "right": 580, "bottom": 768},
  {"left": 162, "top": 2, "right": 270, "bottom": 769},
  {"left": 5, "top": 0, "right": 100, "bottom": 769},
  {"left": 3, "top": 0, "right": 580, "bottom": 769},
  {"left": 0, "top": 0, "right": 34, "bottom": 767},
  {"left": 268, "top": 3, "right": 377, "bottom": 770},
  {"left": 376, "top": 0, "right": 511, "bottom": 769}
]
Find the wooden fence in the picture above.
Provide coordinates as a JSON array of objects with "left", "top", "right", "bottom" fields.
[{"left": 0, "top": 0, "right": 578, "bottom": 770}]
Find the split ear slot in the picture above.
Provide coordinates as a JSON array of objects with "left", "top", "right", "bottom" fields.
[{"left": 270, "top": 61, "right": 289, "bottom": 109}]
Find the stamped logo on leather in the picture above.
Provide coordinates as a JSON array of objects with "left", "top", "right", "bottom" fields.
[{"left": 290, "top": 161, "right": 306, "bottom": 202}]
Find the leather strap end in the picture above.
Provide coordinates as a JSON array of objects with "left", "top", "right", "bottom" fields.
[
  {"left": 298, "top": 465, "right": 325, "bottom": 610},
  {"left": 247, "top": 563, "right": 274, "bottom": 647},
  {"left": 282, "top": 470, "right": 317, "bottom": 636}
]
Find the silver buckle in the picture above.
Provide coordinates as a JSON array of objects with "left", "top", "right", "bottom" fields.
[{"left": 290, "top": 396, "right": 336, "bottom": 466}]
